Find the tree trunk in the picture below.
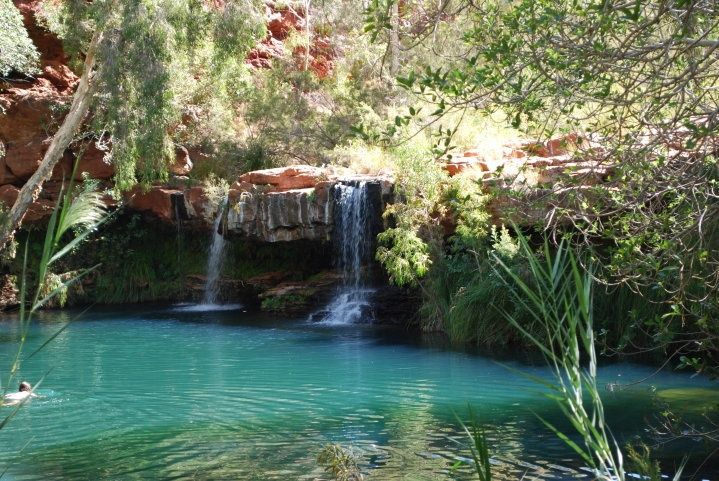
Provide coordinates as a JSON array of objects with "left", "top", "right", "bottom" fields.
[
  {"left": 389, "top": 0, "right": 400, "bottom": 76},
  {"left": 0, "top": 31, "right": 102, "bottom": 253}
]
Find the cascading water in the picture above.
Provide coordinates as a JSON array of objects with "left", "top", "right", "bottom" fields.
[
  {"left": 315, "top": 181, "right": 375, "bottom": 325},
  {"left": 201, "top": 202, "right": 227, "bottom": 305}
]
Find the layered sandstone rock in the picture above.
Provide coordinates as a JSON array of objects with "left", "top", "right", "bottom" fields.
[
  {"left": 236, "top": 165, "right": 328, "bottom": 191},
  {"left": 226, "top": 166, "right": 391, "bottom": 243},
  {"left": 443, "top": 134, "right": 611, "bottom": 187},
  {"left": 227, "top": 183, "right": 335, "bottom": 242},
  {"left": 443, "top": 134, "right": 614, "bottom": 226},
  {"left": 125, "top": 187, "right": 193, "bottom": 224}
]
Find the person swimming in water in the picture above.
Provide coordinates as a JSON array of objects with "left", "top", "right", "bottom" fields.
[{"left": 3, "top": 381, "right": 37, "bottom": 406}]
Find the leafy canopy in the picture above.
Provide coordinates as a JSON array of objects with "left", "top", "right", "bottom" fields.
[{"left": 45, "top": 0, "right": 266, "bottom": 190}]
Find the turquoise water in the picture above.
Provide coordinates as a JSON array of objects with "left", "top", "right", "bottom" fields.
[{"left": 0, "top": 306, "right": 717, "bottom": 480}]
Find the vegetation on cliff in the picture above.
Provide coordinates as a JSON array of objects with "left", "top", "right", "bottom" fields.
[{"left": 0, "top": 0, "right": 39, "bottom": 77}]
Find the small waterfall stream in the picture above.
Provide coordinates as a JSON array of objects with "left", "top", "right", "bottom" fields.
[
  {"left": 316, "top": 181, "right": 375, "bottom": 324},
  {"left": 201, "top": 203, "right": 227, "bottom": 305}
]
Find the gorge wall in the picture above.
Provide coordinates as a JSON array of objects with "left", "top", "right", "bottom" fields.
[{"left": 225, "top": 166, "right": 391, "bottom": 243}]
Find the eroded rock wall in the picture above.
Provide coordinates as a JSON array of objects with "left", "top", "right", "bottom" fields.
[{"left": 225, "top": 166, "right": 392, "bottom": 243}]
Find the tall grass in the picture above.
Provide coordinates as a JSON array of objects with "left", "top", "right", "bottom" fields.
[
  {"left": 492, "top": 233, "right": 685, "bottom": 481},
  {"left": 455, "top": 407, "right": 493, "bottom": 481},
  {"left": 1, "top": 176, "right": 108, "bottom": 431}
]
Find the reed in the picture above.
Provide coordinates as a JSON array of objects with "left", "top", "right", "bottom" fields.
[
  {"left": 492, "top": 232, "right": 684, "bottom": 481},
  {"left": 1, "top": 173, "right": 108, "bottom": 435}
]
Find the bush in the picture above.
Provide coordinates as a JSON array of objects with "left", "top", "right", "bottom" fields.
[{"left": 0, "top": 0, "right": 40, "bottom": 78}]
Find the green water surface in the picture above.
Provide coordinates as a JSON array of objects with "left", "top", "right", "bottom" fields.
[{"left": 0, "top": 306, "right": 716, "bottom": 480}]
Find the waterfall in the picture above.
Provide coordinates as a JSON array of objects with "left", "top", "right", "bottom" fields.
[
  {"left": 201, "top": 202, "right": 227, "bottom": 305},
  {"left": 315, "top": 181, "right": 375, "bottom": 325}
]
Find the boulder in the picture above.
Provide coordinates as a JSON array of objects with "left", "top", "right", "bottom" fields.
[
  {"left": 170, "top": 146, "right": 193, "bottom": 176},
  {"left": 0, "top": 84, "right": 67, "bottom": 180},
  {"left": 266, "top": 5, "right": 304, "bottom": 40},
  {"left": 0, "top": 157, "right": 19, "bottom": 185},
  {"left": 42, "top": 61, "right": 79, "bottom": 94},
  {"left": 125, "top": 187, "right": 185, "bottom": 223},
  {"left": 74, "top": 142, "right": 114, "bottom": 180},
  {"left": 0, "top": 184, "right": 54, "bottom": 222}
]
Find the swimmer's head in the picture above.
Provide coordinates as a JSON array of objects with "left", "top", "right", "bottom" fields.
[{"left": 18, "top": 381, "right": 31, "bottom": 392}]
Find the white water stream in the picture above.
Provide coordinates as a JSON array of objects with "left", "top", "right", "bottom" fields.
[
  {"left": 201, "top": 203, "right": 227, "bottom": 305},
  {"left": 316, "top": 182, "right": 375, "bottom": 324}
]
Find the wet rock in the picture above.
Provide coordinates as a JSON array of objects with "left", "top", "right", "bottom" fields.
[
  {"left": 185, "top": 275, "right": 254, "bottom": 305},
  {"left": 227, "top": 167, "right": 392, "bottom": 243},
  {"left": 227, "top": 186, "right": 334, "bottom": 242},
  {"left": 258, "top": 270, "right": 341, "bottom": 313}
]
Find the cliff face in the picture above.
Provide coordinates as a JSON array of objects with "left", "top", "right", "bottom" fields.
[
  {"left": 0, "top": 0, "right": 338, "bottom": 231},
  {"left": 1, "top": 0, "right": 81, "bottom": 214},
  {"left": 225, "top": 166, "right": 392, "bottom": 243}
]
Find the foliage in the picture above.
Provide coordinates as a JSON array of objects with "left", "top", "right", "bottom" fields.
[
  {"left": 374, "top": 142, "right": 528, "bottom": 341},
  {"left": 227, "top": 61, "right": 387, "bottom": 170},
  {"left": 0, "top": 0, "right": 40, "bottom": 77},
  {"left": 376, "top": 228, "right": 431, "bottom": 288},
  {"left": 493, "top": 233, "right": 686, "bottom": 481},
  {"left": 375, "top": 141, "right": 448, "bottom": 288},
  {"left": 317, "top": 444, "right": 363, "bottom": 481},
  {"left": 16, "top": 214, "right": 331, "bottom": 305},
  {"left": 0, "top": 0, "right": 40, "bottom": 78},
  {"left": 626, "top": 444, "right": 662, "bottom": 481},
  {"left": 40, "top": 0, "right": 266, "bottom": 190},
  {"left": 494, "top": 235, "right": 625, "bottom": 479},
  {"left": 260, "top": 293, "right": 311, "bottom": 312},
  {"left": 455, "top": 407, "right": 493, "bottom": 481},
  {"left": 383, "top": 0, "right": 719, "bottom": 368},
  {"left": 201, "top": 174, "right": 230, "bottom": 218},
  {"left": 2, "top": 177, "right": 107, "bottom": 435}
]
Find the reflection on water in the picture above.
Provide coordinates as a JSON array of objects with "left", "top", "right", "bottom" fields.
[{"left": 0, "top": 306, "right": 716, "bottom": 480}]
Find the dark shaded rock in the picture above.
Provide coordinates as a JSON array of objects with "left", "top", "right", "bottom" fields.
[{"left": 0, "top": 275, "right": 19, "bottom": 311}]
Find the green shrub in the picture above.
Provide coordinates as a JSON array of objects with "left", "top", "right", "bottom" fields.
[{"left": 0, "top": 0, "right": 40, "bottom": 78}]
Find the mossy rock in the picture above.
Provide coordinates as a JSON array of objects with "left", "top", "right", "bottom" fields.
[
  {"left": 656, "top": 387, "right": 719, "bottom": 414},
  {"left": 260, "top": 291, "right": 315, "bottom": 312}
]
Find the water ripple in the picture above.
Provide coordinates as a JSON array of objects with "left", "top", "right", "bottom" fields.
[{"left": 0, "top": 308, "right": 714, "bottom": 480}]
